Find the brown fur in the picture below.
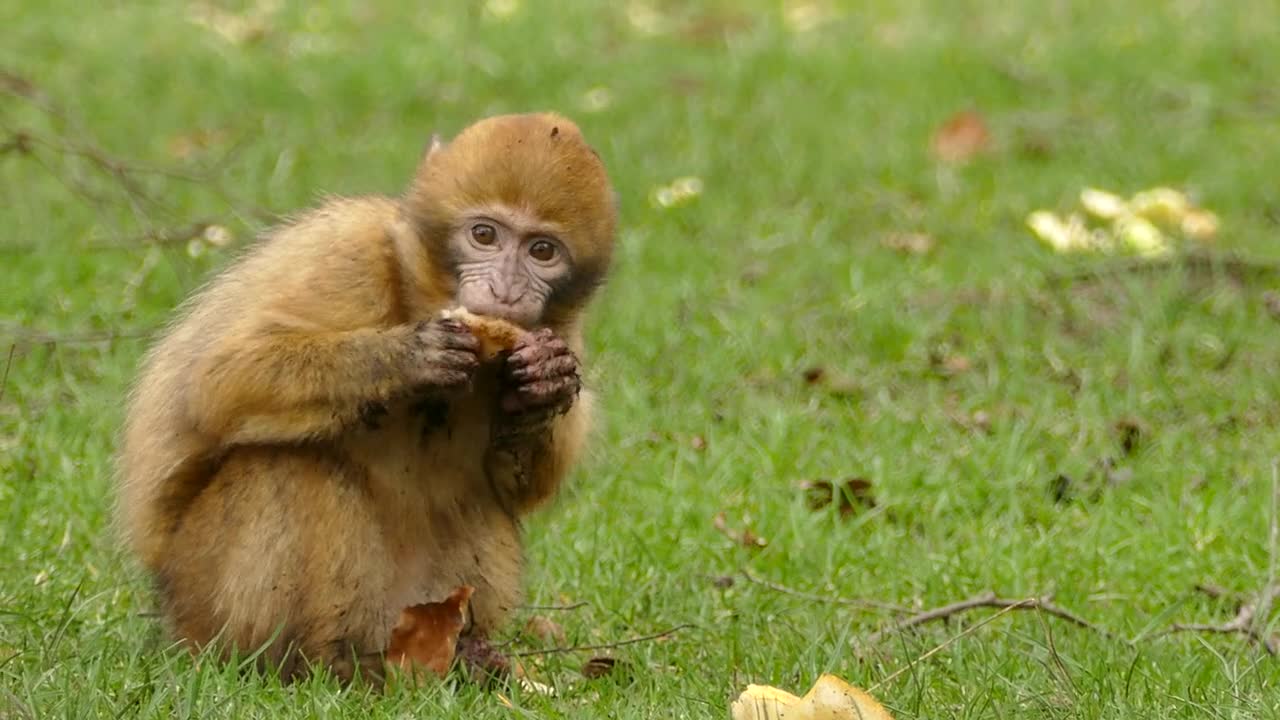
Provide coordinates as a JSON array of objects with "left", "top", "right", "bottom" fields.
[{"left": 115, "top": 113, "right": 614, "bottom": 684}]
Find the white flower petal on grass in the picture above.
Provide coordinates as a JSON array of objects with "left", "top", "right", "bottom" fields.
[
  {"left": 1079, "top": 187, "right": 1128, "bottom": 220},
  {"left": 783, "top": 2, "right": 833, "bottom": 33},
  {"left": 650, "top": 176, "right": 704, "bottom": 209},
  {"left": 203, "top": 224, "right": 234, "bottom": 247},
  {"left": 651, "top": 187, "right": 678, "bottom": 208},
  {"left": 484, "top": 0, "right": 520, "bottom": 20},
  {"left": 579, "top": 86, "right": 613, "bottom": 113},
  {"left": 626, "top": 2, "right": 666, "bottom": 34}
]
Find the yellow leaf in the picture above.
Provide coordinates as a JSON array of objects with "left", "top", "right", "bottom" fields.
[{"left": 731, "top": 674, "right": 895, "bottom": 720}]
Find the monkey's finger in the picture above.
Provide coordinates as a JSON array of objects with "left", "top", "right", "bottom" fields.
[
  {"left": 436, "top": 349, "right": 481, "bottom": 371},
  {"left": 427, "top": 369, "right": 473, "bottom": 388},
  {"left": 508, "top": 338, "right": 572, "bottom": 368},
  {"left": 437, "top": 326, "right": 480, "bottom": 352},
  {"left": 517, "top": 377, "right": 579, "bottom": 405},
  {"left": 509, "top": 354, "right": 579, "bottom": 382}
]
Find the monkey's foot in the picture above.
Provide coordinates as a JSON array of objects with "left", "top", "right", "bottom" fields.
[{"left": 455, "top": 634, "right": 511, "bottom": 685}]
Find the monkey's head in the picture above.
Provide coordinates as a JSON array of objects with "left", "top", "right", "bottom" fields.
[{"left": 405, "top": 112, "right": 617, "bottom": 329}]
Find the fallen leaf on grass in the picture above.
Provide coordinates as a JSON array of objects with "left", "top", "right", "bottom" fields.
[
  {"left": 1262, "top": 291, "right": 1280, "bottom": 321},
  {"left": 523, "top": 615, "right": 566, "bottom": 644},
  {"left": 880, "top": 232, "right": 935, "bottom": 255},
  {"left": 929, "top": 350, "right": 972, "bottom": 376},
  {"left": 711, "top": 575, "right": 736, "bottom": 589},
  {"left": 1028, "top": 185, "right": 1218, "bottom": 257},
  {"left": 386, "top": 585, "right": 474, "bottom": 683},
  {"left": 714, "top": 512, "right": 768, "bottom": 550},
  {"left": 801, "top": 366, "right": 861, "bottom": 397},
  {"left": 1114, "top": 418, "right": 1145, "bottom": 456},
  {"left": 950, "top": 408, "right": 993, "bottom": 434},
  {"left": 800, "top": 477, "right": 876, "bottom": 518},
  {"left": 166, "top": 128, "right": 230, "bottom": 160},
  {"left": 731, "top": 673, "right": 896, "bottom": 720},
  {"left": 1049, "top": 474, "right": 1074, "bottom": 504},
  {"left": 930, "top": 110, "right": 991, "bottom": 164},
  {"left": 581, "top": 656, "right": 620, "bottom": 680}
]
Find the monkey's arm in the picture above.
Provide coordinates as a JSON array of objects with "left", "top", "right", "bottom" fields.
[
  {"left": 189, "top": 318, "right": 476, "bottom": 446},
  {"left": 486, "top": 328, "right": 592, "bottom": 513},
  {"left": 487, "top": 391, "right": 593, "bottom": 515}
]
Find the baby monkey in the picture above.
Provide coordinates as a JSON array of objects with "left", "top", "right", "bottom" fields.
[{"left": 115, "top": 113, "right": 616, "bottom": 684}]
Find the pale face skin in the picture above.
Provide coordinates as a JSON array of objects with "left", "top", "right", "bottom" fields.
[
  {"left": 450, "top": 207, "right": 572, "bottom": 328},
  {"left": 439, "top": 205, "right": 582, "bottom": 421}
]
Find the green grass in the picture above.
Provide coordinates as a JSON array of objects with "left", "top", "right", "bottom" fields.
[{"left": 4, "top": 1, "right": 1280, "bottom": 717}]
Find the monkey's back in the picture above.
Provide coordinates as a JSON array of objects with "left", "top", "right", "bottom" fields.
[{"left": 114, "top": 196, "right": 412, "bottom": 571}]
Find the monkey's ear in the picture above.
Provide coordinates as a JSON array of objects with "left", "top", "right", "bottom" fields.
[{"left": 422, "top": 133, "right": 446, "bottom": 162}]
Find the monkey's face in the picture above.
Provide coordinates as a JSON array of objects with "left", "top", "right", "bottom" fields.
[{"left": 450, "top": 206, "right": 573, "bottom": 328}]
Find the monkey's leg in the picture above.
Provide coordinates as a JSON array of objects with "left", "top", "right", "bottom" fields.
[{"left": 160, "top": 448, "right": 395, "bottom": 686}]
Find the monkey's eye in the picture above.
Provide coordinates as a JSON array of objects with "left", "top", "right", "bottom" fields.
[
  {"left": 471, "top": 224, "right": 497, "bottom": 245},
  {"left": 528, "top": 239, "right": 558, "bottom": 262}
]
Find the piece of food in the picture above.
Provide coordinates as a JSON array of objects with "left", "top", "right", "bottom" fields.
[
  {"left": 441, "top": 307, "right": 525, "bottom": 361},
  {"left": 385, "top": 585, "right": 474, "bottom": 683},
  {"left": 730, "top": 674, "right": 896, "bottom": 720}
]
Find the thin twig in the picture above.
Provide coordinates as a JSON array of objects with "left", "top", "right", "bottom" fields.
[
  {"left": 1158, "top": 466, "right": 1280, "bottom": 655},
  {"left": 1162, "top": 585, "right": 1280, "bottom": 655},
  {"left": 864, "top": 591, "right": 1119, "bottom": 645},
  {"left": 3, "top": 70, "right": 252, "bottom": 241},
  {"left": 510, "top": 623, "right": 694, "bottom": 658},
  {"left": 740, "top": 570, "right": 908, "bottom": 613},
  {"left": 1193, "top": 583, "right": 1232, "bottom": 600},
  {"left": 518, "top": 601, "right": 589, "bottom": 612},
  {"left": 868, "top": 601, "right": 1028, "bottom": 693}
]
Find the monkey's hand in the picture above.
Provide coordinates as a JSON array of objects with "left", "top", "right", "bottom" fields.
[
  {"left": 497, "top": 328, "right": 581, "bottom": 430},
  {"left": 409, "top": 317, "right": 481, "bottom": 391}
]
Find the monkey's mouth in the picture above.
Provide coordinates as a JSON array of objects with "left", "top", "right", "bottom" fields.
[{"left": 457, "top": 288, "right": 541, "bottom": 329}]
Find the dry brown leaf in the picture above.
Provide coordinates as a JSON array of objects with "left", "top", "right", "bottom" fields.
[
  {"left": 929, "top": 350, "right": 972, "bottom": 376},
  {"left": 1114, "top": 418, "right": 1145, "bottom": 456},
  {"left": 713, "top": 512, "right": 768, "bottom": 549},
  {"left": 385, "top": 585, "right": 474, "bottom": 683},
  {"left": 711, "top": 575, "right": 736, "bottom": 589},
  {"left": 930, "top": 110, "right": 991, "bottom": 164},
  {"left": 166, "top": 128, "right": 229, "bottom": 160},
  {"left": 581, "top": 656, "right": 619, "bottom": 680},
  {"left": 523, "top": 615, "right": 566, "bottom": 644},
  {"left": 800, "top": 477, "right": 876, "bottom": 519},
  {"left": 881, "top": 232, "right": 936, "bottom": 255},
  {"left": 1049, "top": 474, "right": 1073, "bottom": 504},
  {"left": 802, "top": 367, "right": 826, "bottom": 384},
  {"left": 1263, "top": 291, "right": 1280, "bottom": 321},
  {"left": 800, "top": 366, "right": 861, "bottom": 397}
]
